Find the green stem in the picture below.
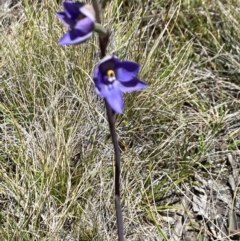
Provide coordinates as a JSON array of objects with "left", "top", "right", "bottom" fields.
[{"left": 94, "top": 23, "right": 107, "bottom": 35}]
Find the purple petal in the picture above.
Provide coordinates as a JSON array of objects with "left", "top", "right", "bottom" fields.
[
  {"left": 97, "top": 82, "right": 124, "bottom": 113},
  {"left": 63, "top": 1, "right": 80, "bottom": 19},
  {"left": 56, "top": 11, "right": 74, "bottom": 27},
  {"left": 99, "top": 55, "right": 119, "bottom": 65},
  {"left": 75, "top": 17, "right": 94, "bottom": 34},
  {"left": 105, "top": 87, "right": 124, "bottom": 113},
  {"left": 58, "top": 29, "right": 92, "bottom": 45},
  {"left": 116, "top": 61, "right": 140, "bottom": 82},
  {"left": 118, "top": 78, "right": 147, "bottom": 93},
  {"left": 93, "top": 66, "right": 103, "bottom": 93},
  {"left": 80, "top": 4, "right": 96, "bottom": 22}
]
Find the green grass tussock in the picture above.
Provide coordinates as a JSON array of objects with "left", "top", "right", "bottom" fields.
[{"left": 0, "top": 0, "right": 240, "bottom": 240}]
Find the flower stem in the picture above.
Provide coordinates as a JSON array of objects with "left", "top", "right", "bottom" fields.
[
  {"left": 105, "top": 101, "right": 124, "bottom": 241},
  {"left": 91, "top": 1, "right": 124, "bottom": 240}
]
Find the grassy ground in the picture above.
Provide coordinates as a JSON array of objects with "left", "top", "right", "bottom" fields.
[{"left": 1, "top": 0, "right": 240, "bottom": 240}]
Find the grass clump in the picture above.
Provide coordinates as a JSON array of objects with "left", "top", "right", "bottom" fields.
[{"left": 0, "top": 0, "right": 240, "bottom": 240}]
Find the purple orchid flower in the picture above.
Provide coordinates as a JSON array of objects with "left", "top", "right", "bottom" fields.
[
  {"left": 56, "top": 1, "right": 95, "bottom": 45},
  {"left": 93, "top": 55, "right": 147, "bottom": 113}
]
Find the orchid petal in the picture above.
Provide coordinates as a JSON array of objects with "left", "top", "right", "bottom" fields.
[
  {"left": 55, "top": 11, "right": 74, "bottom": 27},
  {"left": 116, "top": 61, "right": 140, "bottom": 82},
  {"left": 63, "top": 1, "right": 80, "bottom": 19},
  {"left": 75, "top": 17, "right": 94, "bottom": 34},
  {"left": 118, "top": 78, "right": 147, "bottom": 93},
  {"left": 99, "top": 55, "right": 119, "bottom": 64},
  {"left": 80, "top": 4, "right": 96, "bottom": 22},
  {"left": 93, "top": 66, "right": 104, "bottom": 94},
  {"left": 58, "top": 29, "right": 92, "bottom": 45},
  {"left": 100, "top": 83, "right": 124, "bottom": 113}
]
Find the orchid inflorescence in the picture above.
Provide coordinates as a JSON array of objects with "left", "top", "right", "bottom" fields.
[
  {"left": 56, "top": 1, "right": 147, "bottom": 113},
  {"left": 56, "top": 1, "right": 147, "bottom": 240}
]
